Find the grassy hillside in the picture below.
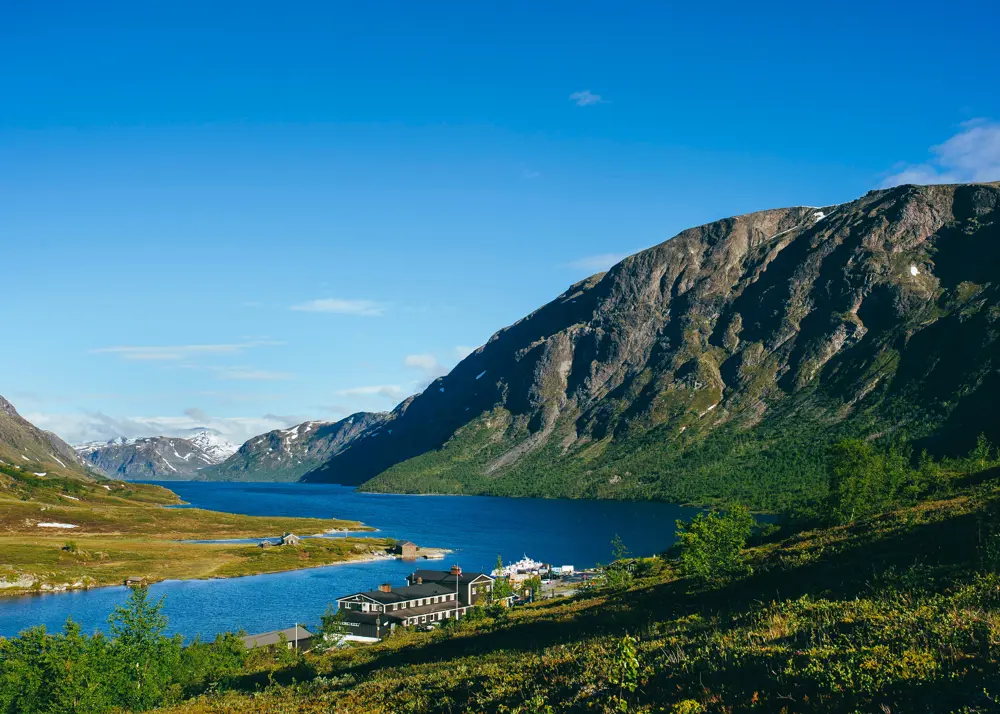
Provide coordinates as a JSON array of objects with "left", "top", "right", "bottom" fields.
[{"left": 155, "top": 459, "right": 1000, "bottom": 713}]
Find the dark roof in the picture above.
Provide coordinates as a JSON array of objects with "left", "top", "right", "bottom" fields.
[
  {"left": 410, "top": 569, "right": 492, "bottom": 586},
  {"left": 240, "top": 626, "right": 314, "bottom": 648},
  {"left": 340, "top": 582, "right": 454, "bottom": 605},
  {"left": 397, "top": 540, "right": 416, "bottom": 546},
  {"left": 339, "top": 611, "right": 401, "bottom": 626}
]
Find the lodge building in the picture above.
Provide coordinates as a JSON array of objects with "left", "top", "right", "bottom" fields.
[{"left": 335, "top": 565, "right": 498, "bottom": 641}]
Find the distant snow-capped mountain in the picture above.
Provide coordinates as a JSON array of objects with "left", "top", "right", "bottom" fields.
[
  {"left": 197, "top": 413, "right": 389, "bottom": 482},
  {"left": 184, "top": 429, "right": 239, "bottom": 461},
  {"left": 75, "top": 429, "right": 237, "bottom": 480}
]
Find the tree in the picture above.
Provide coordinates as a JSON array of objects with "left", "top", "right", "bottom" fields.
[
  {"left": 610, "top": 633, "right": 640, "bottom": 713},
  {"left": 970, "top": 433, "right": 995, "bottom": 471},
  {"left": 523, "top": 575, "right": 543, "bottom": 599},
  {"left": 611, "top": 534, "right": 630, "bottom": 561},
  {"left": 316, "top": 603, "right": 350, "bottom": 650},
  {"left": 108, "top": 585, "right": 181, "bottom": 710},
  {"left": 827, "top": 439, "right": 909, "bottom": 523},
  {"left": 675, "top": 505, "right": 754, "bottom": 583},
  {"left": 490, "top": 554, "right": 514, "bottom": 602},
  {"left": 605, "top": 535, "right": 635, "bottom": 590}
]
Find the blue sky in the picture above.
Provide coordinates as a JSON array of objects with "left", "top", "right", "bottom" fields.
[{"left": 2, "top": 0, "right": 998, "bottom": 445}]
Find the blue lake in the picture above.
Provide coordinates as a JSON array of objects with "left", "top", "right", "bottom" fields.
[{"left": 0, "top": 482, "right": 699, "bottom": 640}]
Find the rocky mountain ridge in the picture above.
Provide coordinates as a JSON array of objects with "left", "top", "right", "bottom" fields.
[
  {"left": 197, "top": 412, "right": 390, "bottom": 482},
  {"left": 76, "top": 430, "right": 237, "bottom": 480},
  {"left": 301, "top": 182, "right": 1000, "bottom": 508}
]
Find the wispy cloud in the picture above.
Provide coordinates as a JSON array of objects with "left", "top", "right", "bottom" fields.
[
  {"left": 563, "top": 252, "right": 629, "bottom": 273},
  {"left": 28, "top": 409, "right": 301, "bottom": 446},
  {"left": 404, "top": 353, "right": 448, "bottom": 390},
  {"left": 882, "top": 119, "right": 1000, "bottom": 187},
  {"left": 91, "top": 341, "right": 281, "bottom": 361},
  {"left": 454, "top": 345, "right": 478, "bottom": 360},
  {"left": 217, "top": 368, "right": 294, "bottom": 381},
  {"left": 290, "top": 298, "right": 387, "bottom": 316},
  {"left": 335, "top": 385, "right": 405, "bottom": 399},
  {"left": 404, "top": 353, "right": 443, "bottom": 373},
  {"left": 569, "top": 89, "right": 604, "bottom": 107}
]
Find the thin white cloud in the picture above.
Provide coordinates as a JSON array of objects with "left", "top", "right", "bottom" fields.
[
  {"left": 290, "top": 298, "right": 387, "bottom": 316},
  {"left": 569, "top": 90, "right": 604, "bottom": 107},
  {"left": 563, "top": 252, "right": 629, "bottom": 273},
  {"left": 882, "top": 119, "right": 1000, "bottom": 187},
  {"left": 218, "top": 368, "right": 294, "bottom": 381},
  {"left": 335, "top": 385, "right": 405, "bottom": 399},
  {"left": 92, "top": 341, "right": 280, "bottom": 361},
  {"left": 454, "top": 345, "right": 477, "bottom": 360},
  {"left": 404, "top": 353, "right": 448, "bottom": 389},
  {"left": 27, "top": 410, "right": 300, "bottom": 446},
  {"left": 404, "top": 354, "right": 442, "bottom": 372}
]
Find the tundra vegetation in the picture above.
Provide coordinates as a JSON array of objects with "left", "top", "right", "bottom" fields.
[
  {"left": 4, "top": 437, "right": 1000, "bottom": 712},
  {"left": 0, "top": 462, "right": 385, "bottom": 595}
]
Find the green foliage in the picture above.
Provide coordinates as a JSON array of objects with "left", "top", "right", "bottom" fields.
[
  {"left": 522, "top": 575, "right": 543, "bottom": 597},
  {"left": 0, "top": 588, "right": 248, "bottom": 713},
  {"left": 108, "top": 586, "right": 181, "bottom": 710},
  {"left": 675, "top": 505, "right": 754, "bottom": 583},
  {"left": 490, "top": 555, "right": 514, "bottom": 602},
  {"left": 827, "top": 439, "right": 911, "bottom": 523},
  {"left": 826, "top": 435, "right": 996, "bottom": 525},
  {"left": 610, "top": 633, "right": 640, "bottom": 713},
  {"left": 314, "top": 604, "right": 350, "bottom": 651},
  {"left": 605, "top": 535, "right": 635, "bottom": 591}
]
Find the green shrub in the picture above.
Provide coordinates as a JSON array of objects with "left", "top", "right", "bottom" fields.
[{"left": 675, "top": 505, "right": 754, "bottom": 583}]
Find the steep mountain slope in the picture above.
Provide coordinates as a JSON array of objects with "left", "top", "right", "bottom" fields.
[
  {"left": 304, "top": 182, "right": 1000, "bottom": 507},
  {"left": 0, "top": 395, "right": 91, "bottom": 479},
  {"left": 198, "top": 412, "right": 389, "bottom": 482},
  {"left": 76, "top": 430, "right": 237, "bottom": 481}
]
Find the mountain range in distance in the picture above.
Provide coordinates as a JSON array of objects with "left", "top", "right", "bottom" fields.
[
  {"left": 75, "top": 430, "right": 239, "bottom": 480},
  {"left": 15, "top": 181, "right": 1000, "bottom": 508}
]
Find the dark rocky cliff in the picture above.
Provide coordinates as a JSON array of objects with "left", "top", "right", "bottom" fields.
[{"left": 305, "top": 183, "right": 1000, "bottom": 505}]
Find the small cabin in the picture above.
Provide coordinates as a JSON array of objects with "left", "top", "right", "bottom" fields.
[
  {"left": 395, "top": 540, "right": 418, "bottom": 558},
  {"left": 124, "top": 576, "right": 146, "bottom": 588},
  {"left": 280, "top": 532, "right": 301, "bottom": 546},
  {"left": 240, "top": 625, "right": 314, "bottom": 651},
  {"left": 258, "top": 539, "right": 273, "bottom": 549}
]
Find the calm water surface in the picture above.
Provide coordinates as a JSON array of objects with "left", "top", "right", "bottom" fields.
[{"left": 0, "top": 482, "right": 698, "bottom": 639}]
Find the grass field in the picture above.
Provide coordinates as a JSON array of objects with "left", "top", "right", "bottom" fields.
[{"left": 0, "top": 464, "right": 393, "bottom": 595}]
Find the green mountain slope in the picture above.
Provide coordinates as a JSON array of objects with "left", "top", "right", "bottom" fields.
[
  {"left": 302, "top": 182, "right": 1000, "bottom": 509},
  {"left": 0, "top": 395, "right": 92, "bottom": 480}
]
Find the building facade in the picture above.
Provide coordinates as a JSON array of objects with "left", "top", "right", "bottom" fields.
[{"left": 335, "top": 566, "right": 495, "bottom": 641}]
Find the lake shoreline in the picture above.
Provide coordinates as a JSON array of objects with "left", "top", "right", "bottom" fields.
[
  {"left": 1, "top": 481, "right": 696, "bottom": 640},
  {"left": 0, "top": 546, "right": 452, "bottom": 601}
]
